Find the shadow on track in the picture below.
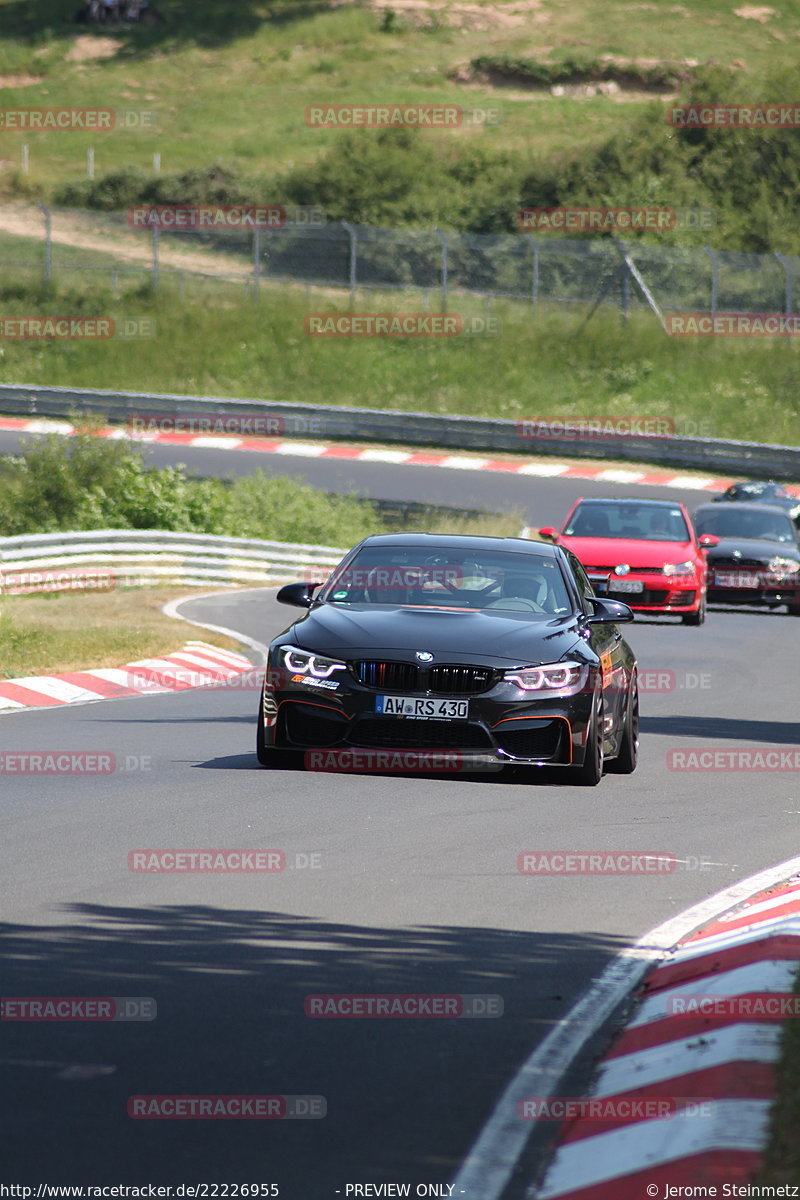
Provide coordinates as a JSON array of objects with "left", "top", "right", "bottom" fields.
[
  {"left": 640, "top": 715, "right": 800, "bottom": 744},
  {"left": 0, "top": 904, "right": 626, "bottom": 1193}
]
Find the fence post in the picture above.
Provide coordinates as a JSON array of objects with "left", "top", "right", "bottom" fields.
[
  {"left": 613, "top": 238, "right": 668, "bottom": 333},
  {"left": 88, "top": 147, "right": 94, "bottom": 180},
  {"left": 526, "top": 234, "right": 539, "bottom": 306},
  {"left": 774, "top": 251, "right": 793, "bottom": 315},
  {"left": 36, "top": 202, "right": 52, "bottom": 285},
  {"left": 152, "top": 226, "right": 159, "bottom": 292},
  {"left": 253, "top": 228, "right": 261, "bottom": 302},
  {"left": 620, "top": 256, "right": 630, "bottom": 320},
  {"left": 434, "top": 228, "right": 448, "bottom": 312},
  {"left": 22, "top": 144, "right": 29, "bottom": 174},
  {"left": 703, "top": 246, "right": 718, "bottom": 313},
  {"left": 341, "top": 222, "right": 357, "bottom": 306}
]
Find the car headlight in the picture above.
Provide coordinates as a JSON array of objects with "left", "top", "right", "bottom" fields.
[
  {"left": 663, "top": 560, "right": 696, "bottom": 577},
  {"left": 282, "top": 645, "right": 347, "bottom": 678},
  {"left": 505, "top": 661, "right": 587, "bottom": 693},
  {"left": 767, "top": 557, "right": 800, "bottom": 576}
]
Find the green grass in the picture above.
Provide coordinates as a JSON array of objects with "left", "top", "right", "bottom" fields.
[
  {"left": 2, "top": 0, "right": 800, "bottom": 196},
  {"left": 0, "top": 276, "right": 798, "bottom": 448},
  {"left": 0, "top": 586, "right": 240, "bottom": 677},
  {"left": 754, "top": 957, "right": 800, "bottom": 1184}
]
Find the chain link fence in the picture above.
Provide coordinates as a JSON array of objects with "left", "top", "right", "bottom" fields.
[{"left": 2, "top": 204, "right": 798, "bottom": 319}]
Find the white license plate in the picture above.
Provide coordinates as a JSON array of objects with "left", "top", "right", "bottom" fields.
[
  {"left": 714, "top": 571, "right": 760, "bottom": 588},
  {"left": 376, "top": 696, "right": 469, "bottom": 719},
  {"left": 609, "top": 579, "right": 644, "bottom": 594}
]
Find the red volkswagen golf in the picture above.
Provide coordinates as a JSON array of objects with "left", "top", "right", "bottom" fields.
[{"left": 540, "top": 497, "right": 718, "bottom": 625}]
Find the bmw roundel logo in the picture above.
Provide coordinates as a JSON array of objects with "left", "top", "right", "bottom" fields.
[
  {"left": 614, "top": 564, "right": 631, "bottom": 576},
  {"left": 415, "top": 651, "right": 434, "bottom": 663}
]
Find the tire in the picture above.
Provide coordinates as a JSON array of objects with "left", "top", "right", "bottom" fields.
[
  {"left": 572, "top": 693, "right": 604, "bottom": 786},
  {"left": 787, "top": 602, "right": 800, "bottom": 616},
  {"left": 682, "top": 594, "right": 706, "bottom": 626},
  {"left": 606, "top": 672, "right": 639, "bottom": 775},
  {"left": 256, "top": 694, "right": 303, "bottom": 770}
]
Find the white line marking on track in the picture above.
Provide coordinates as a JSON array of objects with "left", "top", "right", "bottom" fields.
[
  {"left": 162, "top": 591, "right": 269, "bottom": 666},
  {"left": 666, "top": 476, "right": 716, "bottom": 489},
  {"left": 593, "top": 469, "right": 646, "bottom": 483},
  {"left": 189, "top": 437, "right": 244, "bottom": 449},
  {"left": 515, "top": 463, "right": 571, "bottom": 476},
  {"left": 357, "top": 449, "right": 414, "bottom": 463},
  {"left": 273, "top": 442, "right": 327, "bottom": 456},
  {"left": 439, "top": 456, "right": 491, "bottom": 470},
  {"left": 449, "top": 852, "right": 800, "bottom": 1200}
]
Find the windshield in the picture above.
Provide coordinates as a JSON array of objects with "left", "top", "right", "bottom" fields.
[
  {"left": 695, "top": 509, "right": 795, "bottom": 543},
  {"left": 564, "top": 502, "right": 690, "bottom": 542},
  {"left": 317, "top": 545, "right": 573, "bottom": 614}
]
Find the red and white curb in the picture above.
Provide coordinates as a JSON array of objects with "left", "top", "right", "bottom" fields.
[
  {"left": 532, "top": 878, "right": 800, "bottom": 1198},
  {"left": 0, "top": 415, "right": 760, "bottom": 493},
  {"left": 0, "top": 640, "right": 255, "bottom": 711}
]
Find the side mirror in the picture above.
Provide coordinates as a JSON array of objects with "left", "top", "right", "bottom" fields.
[
  {"left": 276, "top": 581, "right": 318, "bottom": 608},
  {"left": 585, "top": 597, "right": 634, "bottom": 624},
  {"left": 698, "top": 534, "right": 721, "bottom": 549},
  {"left": 538, "top": 527, "right": 558, "bottom": 541}
]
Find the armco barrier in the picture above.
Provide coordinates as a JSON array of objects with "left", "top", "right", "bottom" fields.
[
  {"left": 0, "top": 530, "right": 345, "bottom": 591},
  {"left": 0, "top": 382, "right": 798, "bottom": 480}
]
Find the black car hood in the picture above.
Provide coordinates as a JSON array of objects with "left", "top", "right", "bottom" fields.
[
  {"left": 705, "top": 537, "right": 800, "bottom": 563},
  {"left": 281, "top": 603, "right": 584, "bottom": 666}
]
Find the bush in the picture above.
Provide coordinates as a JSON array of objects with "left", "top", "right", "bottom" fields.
[{"left": 0, "top": 432, "right": 379, "bottom": 545}]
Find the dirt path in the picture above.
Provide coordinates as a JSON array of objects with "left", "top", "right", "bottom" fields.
[{"left": 0, "top": 204, "right": 253, "bottom": 277}]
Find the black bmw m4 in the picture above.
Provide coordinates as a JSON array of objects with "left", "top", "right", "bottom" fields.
[{"left": 256, "top": 534, "right": 639, "bottom": 786}]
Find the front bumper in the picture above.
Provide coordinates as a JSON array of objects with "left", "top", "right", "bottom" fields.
[
  {"left": 589, "top": 572, "right": 701, "bottom": 613},
  {"left": 261, "top": 664, "right": 598, "bottom": 768}
]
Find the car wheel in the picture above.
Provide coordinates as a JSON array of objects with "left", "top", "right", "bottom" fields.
[
  {"left": 256, "top": 694, "right": 303, "bottom": 770},
  {"left": 682, "top": 595, "right": 706, "bottom": 626},
  {"left": 606, "top": 671, "right": 639, "bottom": 775},
  {"left": 787, "top": 601, "right": 800, "bottom": 617},
  {"left": 572, "top": 693, "right": 604, "bottom": 787}
]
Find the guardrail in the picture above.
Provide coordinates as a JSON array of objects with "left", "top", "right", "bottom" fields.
[
  {"left": 0, "top": 530, "right": 345, "bottom": 592},
  {"left": 0, "top": 382, "right": 799, "bottom": 481}
]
